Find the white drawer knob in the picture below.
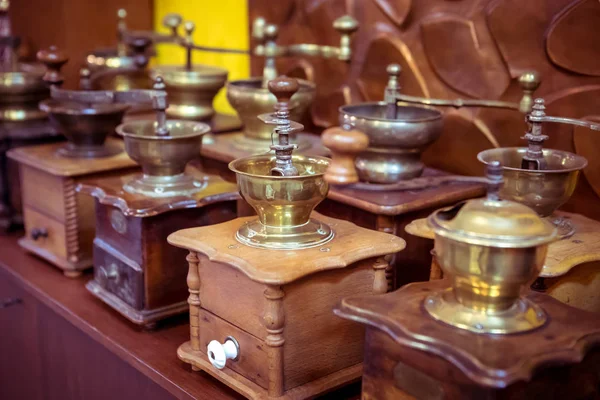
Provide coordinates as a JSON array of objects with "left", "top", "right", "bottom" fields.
[{"left": 207, "top": 337, "right": 239, "bottom": 369}]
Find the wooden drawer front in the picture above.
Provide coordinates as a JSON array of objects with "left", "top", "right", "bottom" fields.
[
  {"left": 198, "top": 309, "right": 269, "bottom": 390},
  {"left": 23, "top": 207, "right": 67, "bottom": 259},
  {"left": 93, "top": 239, "right": 143, "bottom": 309},
  {"left": 94, "top": 203, "right": 142, "bottom": 265},
  {"left": 20, "top": 166, "right": 66, "bottom": 221}
]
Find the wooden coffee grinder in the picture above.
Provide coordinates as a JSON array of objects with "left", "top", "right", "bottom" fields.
[
  {"left": 0, "top": 0, "right": 61, "bottom": 232},
  {"left": 336, "top": 162, "right": 600, "bottom": 399},
  {"left": 199, "top": 14, "right": 359, "bottom": 178},
  {"left": 7, "top": 47, "right": 161, "bottom": 277},
  {"left": 318, "top": 64, "right": 540, "bottom": 289},
  {"left": 77, "top": 78, "right": 239, "bottom": 329},
  {"left": 406, "top": 98, "right": 600, "bottom": 312},
  {"left": 167, "top": 77, "right": 405, "bottom": 399}
]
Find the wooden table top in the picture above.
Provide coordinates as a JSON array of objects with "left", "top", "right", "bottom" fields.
[
  {"left": 0, "top": 234, "right": 360, "bottom": 399},
  {"left": 328, "top": 168, "right": 486, "bottom": 216}
]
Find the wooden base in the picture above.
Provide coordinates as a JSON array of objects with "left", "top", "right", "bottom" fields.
[
  {"left": 86, "top": 280, "right": 188, "bottom": 327},
  {"left": 177, "top": 341, "right": 362, "bottom": 400},
  {"left": 18, "top": 237, "right": 92, "bottom": 273}
]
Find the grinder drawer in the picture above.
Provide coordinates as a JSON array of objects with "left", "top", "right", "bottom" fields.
[{"left": 93, "top": 238, "right": 143, "bottom": 309}]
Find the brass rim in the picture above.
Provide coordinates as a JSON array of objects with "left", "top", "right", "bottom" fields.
[
  {"left": 478, "top": 147, "right": 588, "bottom": 174},
  {"left": 116, "top": 119, "right": 210, "bottom": 140},
  {"left": 339, "top": 101, "right": 442, "bottom": 122},
  {"left": 424, "top": 288, "right": 547, "bottom": 334}
]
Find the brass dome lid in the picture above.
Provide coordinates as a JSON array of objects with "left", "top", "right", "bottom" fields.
[{"left": 429, "top": 198, "right": 557, "bottom": 248}]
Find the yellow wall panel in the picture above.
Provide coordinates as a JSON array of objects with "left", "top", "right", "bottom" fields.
[{"left": 153, "top": 0, "right": 249, "bottom": 114}]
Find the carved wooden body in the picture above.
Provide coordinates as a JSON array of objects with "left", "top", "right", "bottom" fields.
[
  {"left": 318, "top": 169, "right": 485, "bottom": 288},
  {"left": 168, "top": 214, "right": 405, "bottom": 399},
  {"left": 0, "top": 121, "right": 61, "bottom": 233},
  {"left": 7, "top": 138, "right": 137, "bottom": 277},
  {"left": 336, "top": 279, "right": 600, "bottom": 400},
  {"left": 77, "top": 169, "right": 238, "bottom": 328}
]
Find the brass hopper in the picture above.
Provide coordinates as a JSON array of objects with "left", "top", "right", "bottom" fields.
[
  {"left": 0, "top": 1, "right": 50, "bottom": 125},
  {"left": 426, "top": 162, "right": 558, "bottom": 334},
  {"left": 84, "top": 9, "right": 138, "bottom": 74},
  {"left": 478, "top": 98, "right": 592, "bottom": 237},
  {"left": 226, "top": 14, "right": 358, "bottom": 152},
  {"left": 229, "top": 76, "right": 332, "bottom": 249},
  {"left": 327, "top": 64, "right": 540, "bottom": 184},
  {"left": 150, "top": 20, "right": 246, "bottom": 121},
  {"left": 116, "top": 76, "right": 211, "bottom": 197},
  {"left": 37, "top": 48, "right": 128, "bottom": 158},
  {"left": 84, "top": 9, "right": 168, "bottom": 91}
]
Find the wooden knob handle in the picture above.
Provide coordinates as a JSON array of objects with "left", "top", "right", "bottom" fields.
[
  {"left": 37, "top": 46, "right": 68, "bottom": 86},
  {"left": 322, "top": 125, "right": 369, "bottom": 184},
  {"left": 268, "top": 76, "right": 299, "bottom": 104}
]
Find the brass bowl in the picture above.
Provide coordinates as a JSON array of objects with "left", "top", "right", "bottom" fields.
[
  {"left": 116, "top": 119, "right": 210, "bottom": 197},
  {"left": 0, "top": 64, "right": 48, "bottom": 122},
  {"left": 151, "top": 65, "right": 228, "bottom": 121},
  {"left": 477, "top": 147, "right": 587, "bottom": 217},
  {"left": 40, "top": 99, "right": 128, "bottom": 158},
  {"left": 86, "top": 48, "right": 136, "bottom": 72},
  {"left": 229, "top": 154, "right": 332, "bottom": 249},
  {"left": 427, "top": 199, "right": 557, "bottom": 334},
  {"left": 340, "top": 102, "right": 443, "bottom": 183},
  {"left": 226, "top": 77, "right": 315, "bottom": 149}
]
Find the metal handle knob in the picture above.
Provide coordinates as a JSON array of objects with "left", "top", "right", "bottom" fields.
[
  {"left": 207, "top": 337, "right": 239, "bottom": 370},
  {"left": 162, "top": 13, "right": 183, "bottom": 36},
  {"left": 99, "top": 263, "right": 120, "bottom": 284},
  {"left": 0, "top": 297, "right": 22, "bottom": 308},
  {"left": 31, "top": 228, "right": 48, "bottom": 241},
  {"left": 333, "top": 15, "right": 359, "bottom": 62}
]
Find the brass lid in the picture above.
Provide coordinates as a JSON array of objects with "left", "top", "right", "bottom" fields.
[{"left": 429, "top": 198, "right": 557, "bottom": 248}]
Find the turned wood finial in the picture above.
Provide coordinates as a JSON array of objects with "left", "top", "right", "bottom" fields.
[
  {"left": 322, "top": 122, "right": 369, "bottom": 184},
  {"left": 37, "top": 46, "right": 68, "bottom": 87},
  {"left": 127, "top": 35, "right": 151, "bottom": 68},
  {"left": 268, "top": 76, "right": 299, "bottom": 105}
]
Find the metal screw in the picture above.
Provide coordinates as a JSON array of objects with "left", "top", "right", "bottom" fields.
[
  {"left": 320, "top": 247, "right": 330, "bottom": 252},
  {"left": 317, "top": 228, "right": 326, "bottom": 235},
  {"left": 474, "top": 323, "right": 484, "bottom": 331},
  {"left": 154, "top": 187, "right": 164, "bottom": 193},
  {"left": 537, "top": 311, "right": 545, "bottom": 320},
  {"left": 426, "top": 298, "right": 435, "bottom": 305},
  {"left": 228, "top": 244, "right": 238, "bottom": 249}
]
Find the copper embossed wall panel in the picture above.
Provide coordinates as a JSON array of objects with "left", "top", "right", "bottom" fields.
[{"left": 249, "top": 0, "right": 600, "bottom": 220}]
